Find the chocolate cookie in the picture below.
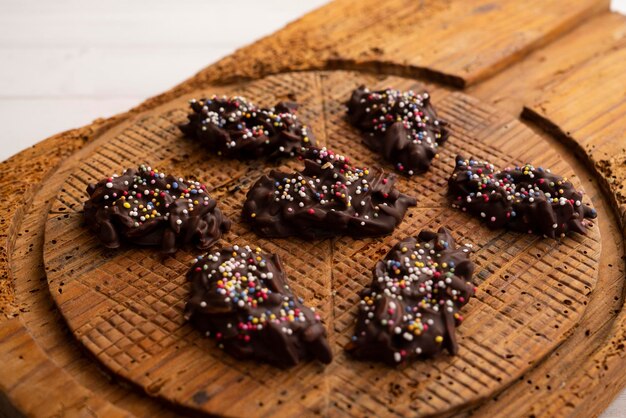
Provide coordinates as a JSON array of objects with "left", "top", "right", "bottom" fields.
[
  {"left": 185, "top": 245, "right": 333, "bottom": 368},
  {"left": 346, "top": 86, "right": 449, "bottom": 175},
  {"left": 346, "top": 228, "right": 475, "bottom": 365},
  {"left": 180, "top": 95, "right": 315, "bottom": 159},
  {"left": 84, "top": 165, "right": 230, "bottom": 253},
  {"left": 242, "top": 147, "right": 417, "bottom": 239},
  {"left": 448, "top": 155, "right": 597, "bottom": 237}
]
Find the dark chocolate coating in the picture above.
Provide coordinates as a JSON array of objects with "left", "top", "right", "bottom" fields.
[
  {"left": 346, "top": 86, "right": 449, "bottom": 175},
  {"left": 242, "top": 147, "right": 417, "bottom": 239},
  {"left": 185, "top": 245, "right": 333, "bottom": 368},
  {"left": 83, "top": 165, "right": 230, "bottom": 254},
  {"left": 179, "top": 95, "right": 315, "bottom": 159},
  {"left": 448, "top": 155, "right": 597, "bottom": 238},
  {"left": 346, "top": 228, "right": 475, "bottom": 365}
]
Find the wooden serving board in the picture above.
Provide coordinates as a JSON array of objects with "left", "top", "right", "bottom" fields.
[
  {"left": 41, "top": 71, "right": 600, "bottom": 416},
  {"left": 1, "top": 1, "right": 625, "bottom": 417}
]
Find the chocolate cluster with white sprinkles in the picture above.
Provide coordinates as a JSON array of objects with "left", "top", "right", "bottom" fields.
[
  {"left": 346, "top": 228, "right": 475, "bottom": 365},
  {"left": 346, "top": 86, "right": 449, "bottom": 175},
  {"left": 84, "top": 165, "right": 230, "bottom": 254},
  {"left": 180, "top": 95, "right": 315, "bottom": 159},
  {"left": 242, "top": 147, "right": 417, "bottom": 239},
  {"left": 448, "top": 155, "right": 597, "bottom": 238},
  {"left": 185, "top": 245, "right": 332, "bottom": 368}
]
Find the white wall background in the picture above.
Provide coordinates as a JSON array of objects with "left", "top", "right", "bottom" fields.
[{"left": 0, "top": 0, "right": 625, "bottom": 416}]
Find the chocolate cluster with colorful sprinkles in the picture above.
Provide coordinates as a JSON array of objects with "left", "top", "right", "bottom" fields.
[
  {"left": 346, "top": 86, "right": 449, "bottom": 175},
  {"left": 448, "top": 155, "right": 597, "bottom": 238},
  {"left": 185, "top": 245, "right": 332, "bottom": 368},
  {"left": 180, "top": 95, "right": 315, "bottom": 159},
  {"left": 242, "top": 147, "right": 417, "bottom": 239},
  {"left": 346, "top": 228, "right": 475, "bottom": 365},
  {"left": 84, "top": 165, "right": 230, "bottom": 254}
]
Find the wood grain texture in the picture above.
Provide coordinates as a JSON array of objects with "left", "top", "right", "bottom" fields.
[
  {"left": 179, "top": 0, "right": 610, "bottom": 88},
  {"left": 41, "top": 71, "right": 600, "bottom": 417},
  {"left": 0, "top": 318, "right": 131, "bottom": 418},
  {"left": 1, "top": 1, "right": 626, "bottom": 417},
  {"left": 468, "top": 13, "right": 626, "bottom": 114}
]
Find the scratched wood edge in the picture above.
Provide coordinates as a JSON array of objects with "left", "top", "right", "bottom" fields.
[
  {"left": 0, "top": 0, "right": 624, "bottom": 417},
  {"left": 520, "top": 109, "right": 626, "bottom": 418},
  {"left": 521, "top": 108, "right": 626, "bottom": 232}
]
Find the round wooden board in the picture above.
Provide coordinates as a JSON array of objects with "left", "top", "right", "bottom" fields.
[{"left": 42, "top": 70, "right": 601, "bottom": 417}]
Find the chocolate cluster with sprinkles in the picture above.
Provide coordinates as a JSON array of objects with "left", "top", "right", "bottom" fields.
[
  {"left": 346, "top": 228, "right": 475, "bottom": 365},
  {"left": 242, "top": 147, "right": 417, "bottom": 239},
  {"left": 83, "top": 165, "right": 230, "bottom": 254},
  {"left": 448, "top": 155, "right": 597, "bottom": 238},
  {"left": 346, "top": 85, "right": 449, "bottom": 175},
  {"left": 185, "top": 245, "right": 332, "bottom": 368},
  {"left": 179, "top": 95, "right": 315, "bottom": 159}
]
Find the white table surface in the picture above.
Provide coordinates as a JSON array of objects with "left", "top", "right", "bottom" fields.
[{"left": 1, "top": 0, "right": 625, "bottom": 416}]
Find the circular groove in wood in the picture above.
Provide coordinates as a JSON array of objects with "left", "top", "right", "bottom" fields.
[{"left": 42, "top": 71, "right": 600, "bottom": 417}]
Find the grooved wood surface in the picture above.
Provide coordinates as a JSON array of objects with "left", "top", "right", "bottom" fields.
[
  {"left": 1, "top": 1, "right": 626, "bottom": 417},
  {"left": 41, "top": 71, "right": 600, "bottom": 417}
]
